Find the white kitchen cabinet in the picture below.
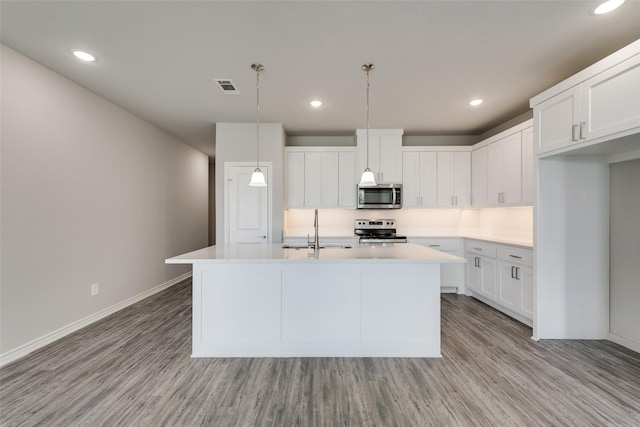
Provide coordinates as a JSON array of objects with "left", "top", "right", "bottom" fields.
[
  {"left": 287, "top": 151, "right": 305, "bottom": 208},
  {"left": 410, "top": 237, "right": 464, "bottom": 293},
  {"left": 532, "top": 48, "right": 640, "bottom": 156},
  {"left": 496, "top": 245, "right": 534, "bottom": 321},
  {"left": 471, "top": 145, "right": 488, "bottom": 207},
  {"left": 522, "top": 127, "right": 534, "bottom": 205},
  {"left": 338, "top": 151, "right": 357, "bottom": 207},
  {"left": 402, "top": 151, "right": 437, "bottom": 208},
  {"left": 286, "top": 148, "right": 357, "bottom": 208},
  {"left": 488, "top": 132, "right": 522, "bottom": 206},
  {"left": 466, "top": 241, "right": 497, "bottom": 300},
  {"left": 465, "top": 238, "right": 533, "bottom": 326},
  {"left": 581, "top": 53, "right": 640, "bottom": 143},
  {"left": 437, "top": 151, "right": 471, "bottom": 208},
  {"left": 356, "top": 129, "right": 403, "bottom": 183},
  {"left": 533, "top": 86, "right": 581, "bottom": 155}
]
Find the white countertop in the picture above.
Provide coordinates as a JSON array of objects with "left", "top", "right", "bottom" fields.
[
  {"left": 283, "top": 234, "right": 533, "bottom": 248},
  {"left": 166, "top": 243, "right": 466, "bottom": 265}
]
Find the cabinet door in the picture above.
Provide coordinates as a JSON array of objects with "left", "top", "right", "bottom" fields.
[
  {"left": 402, "top": 152, "right": 420, "bottom": 208},
  {"left": 471, "top": 146, "right": 488, "bottom": 207},
  {"left": 520, "top": 266, "right": 533, "bottom": 319},
  {"left": 480, "top": 256, "right": 497, "bottom": 300},
  {"left": 534, "top": 85, "right": 581, "bottom": 154},
  {"left": 304, "top": 153, "right": 323, "bottom": 207},
  {"left": 287, "top": 151, "right": 305, "bottom": 208},
  {"left": 487, "top": 141, "right": 504, "bottom": 205},
  {"left": 453, "top": 152, "right": 471, "bottom": 207},
  {"left": 582, "top": 54, "right": 640, "bottom": 142},
  {"left": 437, "top": 152, "right": 454, "bottom": 207},
  {"left": 419, "top": 152, "right": 438, "bottom": 207},
  {"left": 497, "top": 261, "right": 522, "bottom": 313},
  {"left": 502, "top": 133, "right": 522, "bottom": 204},
  {"left": 378, "top": 135, "right": 403, "bottom": 183},
  {"left": 522, "top": 127, "right": 534, "bottom": 205},
  {"left": 467, "top": 255, "right": 482, "bottom": 293},
  {"left": 320, "top": 152, "right": 339, "bottom": 207},
  {"left": 338, "top": 151, "right": 356, "bottom": 207}
]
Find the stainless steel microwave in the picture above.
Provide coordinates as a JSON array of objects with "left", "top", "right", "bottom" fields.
[{"left": 357, "top": 184, "right": 402, "bottom": 209}]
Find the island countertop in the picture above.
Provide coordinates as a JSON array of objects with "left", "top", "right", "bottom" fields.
[{"left": 166, "top": 242, "right": 465, "bottom": 264}]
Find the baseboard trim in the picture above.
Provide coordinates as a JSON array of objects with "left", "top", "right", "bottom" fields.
[
  {"left": 608, "top": 332, "right": 640, "bottom": 354},
  {"left": 0, "top": 272, "right": 191, "bottom": 368}
]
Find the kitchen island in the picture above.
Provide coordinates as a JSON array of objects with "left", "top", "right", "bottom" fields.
[{"left": 166, "top": 243, "right": 464, "bottom": 358}]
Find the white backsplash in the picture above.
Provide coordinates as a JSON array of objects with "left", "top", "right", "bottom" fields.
[{"left": 284, "top": 206, "right": 533, "bottom": 243}]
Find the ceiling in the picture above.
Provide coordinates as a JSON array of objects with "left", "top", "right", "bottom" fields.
[{"left": 2, "top": 1, "right": 640, "bottom": 157}]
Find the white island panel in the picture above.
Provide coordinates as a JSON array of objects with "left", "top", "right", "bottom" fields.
[
  {"left": 198, "top": 265, "right": 281, "bottom": 343},
  {"left": 282, "top": 265, "right": 360, "bottom": 342}
]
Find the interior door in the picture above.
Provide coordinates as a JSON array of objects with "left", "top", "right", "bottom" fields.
[{"left": 226, "top": 164, "right": 270, "bottom": 243}]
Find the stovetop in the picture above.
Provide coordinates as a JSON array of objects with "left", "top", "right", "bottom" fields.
[{"left": 354, "top": 219, "right": 407, "bottom": 243}]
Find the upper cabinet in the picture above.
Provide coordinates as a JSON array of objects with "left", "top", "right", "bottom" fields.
[
  {"left": 356, "top": 129, "right": 403, "bottom": 183},
  {"left": 531, "top": 41, "right": 640, "bottom": 157},
  {"left": 471, "top": 145, "right": 488, "bottom": 207},
  {"left": 521, "top": 127, "right": 534, "bottom": 205},
  {"left": 437, "top": 151, "right": 471, "bottom": 208},
  {"left": 286, "top": 147, "right": 357, "bottom": 209},
  {"left": 402, "top": 151, "right": 437, "bottom": 208},
  {"left": 488, "top": 132, "right": 522, "bottom": 206},
  {"left": 471, "top": 120, "right": 533, "bottom": 208}
]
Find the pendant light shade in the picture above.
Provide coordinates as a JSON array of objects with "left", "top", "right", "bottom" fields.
[
  {"left": 359, "top": 63, "right": 377, "bottom": 187},
  {"left": 249, "top": 168, "right": 267, "bottom": 187},
  {"left": 249, "top": 63, "right": 267, "bottom": 187},
  {"left": 359, "top": 168, "right": 377, "bottom": 187}
]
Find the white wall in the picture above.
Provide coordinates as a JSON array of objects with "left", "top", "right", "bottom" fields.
[
  {"left": 609, "top": 158, "right": 640, "bottom": 351},
  {"left": 215, "top": 123, "right": 285, "bottom": 243},
  {"left": 535, "top": 156, "right": 610, "bottom": 339},
  {"left": 0, "top": 45, "right": 208, "bottom": 358}
]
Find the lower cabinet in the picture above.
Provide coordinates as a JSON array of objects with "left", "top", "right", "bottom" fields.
[
  {"left": 465, "top": 239, "right": 533, "bottom": 326},
  {"left": 410, "top": 238, "right": 465, "bottom": 293}
]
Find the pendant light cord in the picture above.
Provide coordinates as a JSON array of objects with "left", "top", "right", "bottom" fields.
[
  {"left": 256, "top": 66, "right": 261, "bottom": 170},
  {"left": 365, "top": 67, "right": 370, "bottom": 170}
]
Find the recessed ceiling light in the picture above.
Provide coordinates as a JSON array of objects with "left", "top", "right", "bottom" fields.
[
  {"left": 72, "top": 50, "right": 96, "bottom": 62},
  {"left": 593, "top": 0, "right": 625, "bottom": 15},
  {"left": 310, "top": 100, "right": 322, "bottom": 108},
  {"left": 469, "top": 99, "right": 484, "bottom": 107}
]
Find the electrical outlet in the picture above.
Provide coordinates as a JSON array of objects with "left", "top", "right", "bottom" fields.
[{"left": 91, "top": 283, "right": 99, "bottom": 296}]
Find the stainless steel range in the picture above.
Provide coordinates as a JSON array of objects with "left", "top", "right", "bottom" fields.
[{"left": 354, "top": 219, "right": 407, "bottom": 243}]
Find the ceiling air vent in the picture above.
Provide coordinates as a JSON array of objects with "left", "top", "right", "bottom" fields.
[{"left": 214, "top": 79, "right": 240, "bottom": 95}]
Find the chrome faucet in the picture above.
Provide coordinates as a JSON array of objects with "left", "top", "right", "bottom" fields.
[{"left": 307, "top": 209, "right": 320, "bottom": 250}]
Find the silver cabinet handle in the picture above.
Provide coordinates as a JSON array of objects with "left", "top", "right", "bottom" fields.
[
  {"left": 572, "top": 124, "right": 579, "bottom": 141},
  {"left": 515, "top": 267, "right": 521, "bottom": 280},
  {"left": 580, "top": 122, "right": 586, "bottom": 140},
  {"left": 511, "top": 266, "right": 516, "bottom": 279},
  {"left": 451, "top": 196, "right": 455, "bottom": 206},
  {"left": 417, "top": 196, "right": 420, "bottom": 205},
  {"left": 429, "top": 244, "right": 440, "bottom": 247},
  {"left": 509, "top": 255, "right": 522, "bottom": 259},
  {"left": 420, "top": 196, "right": 423, "bottom": 205},
  {"left": 473, "top": 247, "right": 483, "bottom": 251}
]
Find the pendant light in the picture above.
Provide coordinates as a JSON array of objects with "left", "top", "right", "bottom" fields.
[
  {"left": 359, "top": 63, "right": 377, "bottom": 187},
  {"left": 249, "top": 63, "right": 267, "bottom": 187}
]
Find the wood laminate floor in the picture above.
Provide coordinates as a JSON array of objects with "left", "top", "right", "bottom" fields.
[{"left": 2, "top": 278, "right": 640, "bottom": 426}]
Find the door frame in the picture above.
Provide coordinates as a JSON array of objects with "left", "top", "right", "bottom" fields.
[{"left": 223, "top": 162, "right": 273, "bottom": 244}]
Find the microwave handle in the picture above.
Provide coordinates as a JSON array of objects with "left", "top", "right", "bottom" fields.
[{"left": 392, "top": 188, "right": 397, "bottom": 205}]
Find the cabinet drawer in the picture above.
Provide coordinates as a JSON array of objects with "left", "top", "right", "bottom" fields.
[
  {"left": 497, "top": 245, "right": 533, "bottom": 266},
  {"left": 465, "top": 240, "right": 497, "bottom": 257},
  {"left": 412, "top": 238, "right": 461, "bottom": 252}
]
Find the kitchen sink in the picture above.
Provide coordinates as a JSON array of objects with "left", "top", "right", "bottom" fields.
[{"left": 281, "top": 244, "right": 352, "bottom": 250}]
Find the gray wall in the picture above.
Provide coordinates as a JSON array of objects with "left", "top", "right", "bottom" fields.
[
  {"left": 609, "top": 158, "right": 640, "bottom": 347},
  {"left": 0, "top": 45, "right": 209, "bottom": 355}
]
